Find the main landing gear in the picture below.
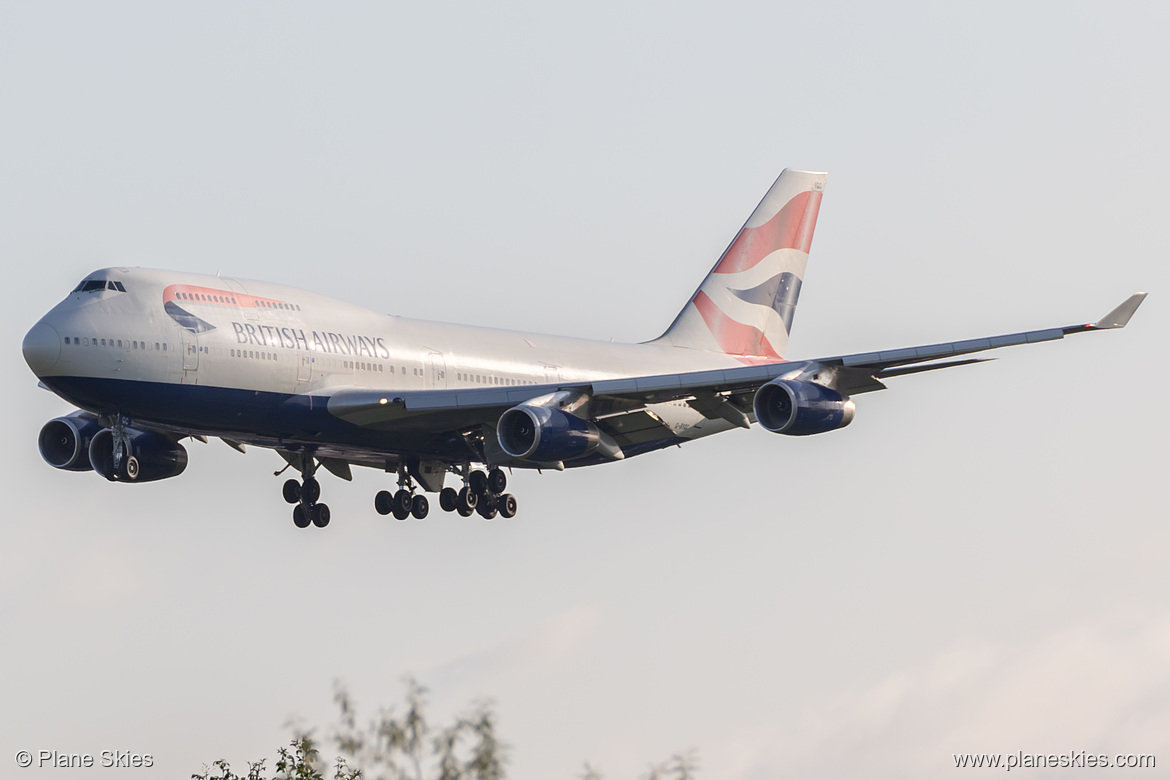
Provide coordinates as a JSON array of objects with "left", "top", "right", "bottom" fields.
[
  {"left": 282, "top": 455, "right": 330, "bottom": 529},
  {"left": 374, "top": 470, "right": 430, "bottom": 521},
  {"left": 438, "top": 467, "right": 517, "bottom": 520},
  {"left": 373, "top": 465, "right": 517, "bottom": 522}
]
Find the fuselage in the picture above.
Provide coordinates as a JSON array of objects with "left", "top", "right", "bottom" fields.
[{"left": 25, "top": 267, "right": 747, "bottom": 465}]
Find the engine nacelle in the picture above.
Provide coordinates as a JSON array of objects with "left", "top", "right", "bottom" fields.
[
  {"left": 38, "top": 413, "right": 103, "bottom": 471},
  {"left": 89, "top": 428, "right": 189, "bottom": 482},
  {"left": 753, "top": 379, "right": 855, "bottom": 436},
  {"left": 497, "top": 405, "right": 600, "bottom": 463}
]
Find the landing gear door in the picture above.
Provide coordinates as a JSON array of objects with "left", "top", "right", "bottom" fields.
[{"left": 427, "top": 352, "right": 447, "bottom": 390}]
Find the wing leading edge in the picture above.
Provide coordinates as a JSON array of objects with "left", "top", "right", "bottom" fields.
[{"left": 324, "top": 293, "right": 1147, "bottom": 441}]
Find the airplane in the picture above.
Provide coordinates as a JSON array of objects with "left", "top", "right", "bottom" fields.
[{"left": 22, "top": 169, "right": 1146, "bottom": 529}]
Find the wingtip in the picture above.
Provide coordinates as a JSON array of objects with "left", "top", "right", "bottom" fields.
[{"left": 1094, "top": 292, "right": 1148, "bottom": 329}]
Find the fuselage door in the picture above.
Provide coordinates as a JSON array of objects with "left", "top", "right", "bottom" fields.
[
  {"left": 223, "top": 278, "right": 259, "bottom": 321},
  {"left": 182, "top": 331, "right": 199, "bottom": 373},
  {"left": 297, "top": 351, "right": 312, "bottom": 387},
  {"left": 427, "top": 352, "right": 447, "bottom": 390}
]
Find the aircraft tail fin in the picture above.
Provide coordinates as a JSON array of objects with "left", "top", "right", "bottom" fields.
[{"left": 651, "top": 168, "right": 827, "bottom": 361}]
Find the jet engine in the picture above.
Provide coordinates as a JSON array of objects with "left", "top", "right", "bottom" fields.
[
  {"left": 38, "top": 412, "right": 103, "bottom": 471},
  {"left": 497, "top": 404, "right": 601, "bottom": 463},
  {"left": 88, "top": 428, "right": 189, "bottom": 482},
  {"left": 753, "top": 378, "right": 855, "bottom": 436}
]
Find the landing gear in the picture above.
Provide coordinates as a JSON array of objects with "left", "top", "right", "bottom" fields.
[
  {"left": 371, "top": 463, "right": 520, "bottom": 523},
  {"left": 441, "top": 467, "right": 517, "bottom": 521},
  {"left": 374, "top": 467, "right": 430, "bottom": 520},
  {"left": 286, "top": 454, "right": 329, "bottom": 529}
]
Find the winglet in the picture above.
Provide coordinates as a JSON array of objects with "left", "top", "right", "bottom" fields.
[{"left": 1094, "top": 292, "right": 1147, "bottom": 329}]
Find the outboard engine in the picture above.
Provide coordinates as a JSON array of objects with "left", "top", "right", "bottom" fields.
[
  {"left": 38, "top": 412, "right": 103, "bottom": 471},
  {"left": 753, "top": 379, "right": 855, "bottom": 436},
  {"left": 89, "top": 428, "right": 189, "bottom": 482},
  {"left": 497, "top": 404, "right": 602, "bottom": 463}
]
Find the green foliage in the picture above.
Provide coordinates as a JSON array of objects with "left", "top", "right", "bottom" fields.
[
  {"left": 195, "top": 679, "right": 697, "bottom": 780},
  {"left": 191, "top": 736, "right": 359, "bottom": 780},
  {"left": 331, "top": 677, "right": 506, "bottom": 780}
]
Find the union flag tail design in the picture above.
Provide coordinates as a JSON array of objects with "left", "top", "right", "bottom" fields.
[{"left": 652, "top": 169, "right": 826, "bottom": 362}]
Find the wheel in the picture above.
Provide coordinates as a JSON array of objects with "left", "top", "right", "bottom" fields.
[
  {"left": 498, "top": 493, "right": 517, "bottom": 518},
  {"left": 468, "top": 470, "right": 488, "bottom": 495},
  {"left": 411, "top": 494, "right": 429, "bottom": 520},
  {"left": 392, "top": 502, "right": 410, "bottom": 521},
  {"left": 303, "top": 477, "right": 321, "bottom": 504},
  {"left": 283, "top": 479, "right": 302, "bottom": 504},
  {"left": 393, "top": 489, "right": 413, "bottom": 514},
  {"left": 374, "top": 490, "right": 393, "bottom": 515},
  {"left": 312, "top": 503, "right": 331, "bottom": 528},
  {"left": 292, "top": 504, "right": 311, "bottom": 528},
  {"left": 458, "top": 486, "right": 478, "bottom": 511},
  {"left": 439, "top": 487, "right": 458, "bottom": 512},
  {"left": 457, "top": 504, "right": 473, "bottom": 517},
  {"left": 487, "top": 467, "right": 507, "bottom": 494},
  {"left": 476, "top": 494, "right": 498, "bottom": 520},
  {"left": 125, "top": 455, "right": 141, "bottom": 481}
]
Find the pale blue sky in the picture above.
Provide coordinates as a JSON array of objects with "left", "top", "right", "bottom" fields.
[{"left": 2, "top": 2, "right": 1167, "bottom": 778}]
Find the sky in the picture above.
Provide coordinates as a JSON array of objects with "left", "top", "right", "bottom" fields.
[{"left": 1, "top": 2, "right": 1167, "bottom": 778}]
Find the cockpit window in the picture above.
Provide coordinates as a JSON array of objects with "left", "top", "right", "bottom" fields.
[{"left": 71, "top": 279, "right": 126, "bottom": 293}]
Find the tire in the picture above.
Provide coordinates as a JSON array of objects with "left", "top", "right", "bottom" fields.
[
  {"left": 393, "top": 489, "right": 413, "bottom": 514},
  {"left": 457, "top": 504, "right": 474, "bottom": 517},
  {"left": 498, "top": 493, "right": 518, "bottom": 518},
  {"left": 439, "top": 487, "right": 458, "bottom": 512},
  {"left": 468, "top": 470, "right": 488, "bottom": 495},
  {"left": 487, "top": 467, "right": 507, "bottom": 494},
  {"left": 411, "top": 494, "right": 429, "bottom": 520},
  {"left": 374, "top": 490, "right": 393, "bottom": 515},
  {"left": 476, "top": 497, "right": 498, "bottom": 520},
  {"left": 393, "top": 503, "right": 410, "bottom": 521},
  {"left": 312, "top": 503, "right": 331, "bottom": 528},
  {"left": 283, "top": 479, "right": 302, "bottom": 504},
  {"left": 303, "top": 477, "right": 321, "bottom": 504},
  {"left": 292, "top": 505, "right": 311, "bottom": 528},
  {"left": 458, "top": 486, "right": 478, "bottom": 511}
]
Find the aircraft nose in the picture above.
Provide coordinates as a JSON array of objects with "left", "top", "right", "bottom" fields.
[{"left": 23, "top": 320, "right": 61, "bottom": 375}]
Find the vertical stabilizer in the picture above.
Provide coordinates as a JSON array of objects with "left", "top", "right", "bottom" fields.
[{"left": 652, "top": 169, "right": 826, "bottom": 361}]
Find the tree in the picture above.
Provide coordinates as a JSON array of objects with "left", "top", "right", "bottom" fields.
[{"left": 195, "top": 679, "right": 696, "bottom": 779}]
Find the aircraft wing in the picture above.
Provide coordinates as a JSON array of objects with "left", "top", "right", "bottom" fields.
[{"left": 324, "top": 293, "right": 1147, "bottom": 445}]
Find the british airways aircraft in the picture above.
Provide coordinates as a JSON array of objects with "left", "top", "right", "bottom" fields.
[{"left": 22, "top": 169, "right": 1146, "bottom": 528}]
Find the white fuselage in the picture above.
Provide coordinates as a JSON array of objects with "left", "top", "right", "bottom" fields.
[{"left": 33, "top": 268, "right": 750, "bottom": 447}]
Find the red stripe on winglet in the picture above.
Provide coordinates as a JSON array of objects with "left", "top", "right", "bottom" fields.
[
  {"left": 713, "top": 190, "right": 822, "bottom": 275},
  {"left": 692, "top": 291, "right": 783, "bottom": 359}
]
